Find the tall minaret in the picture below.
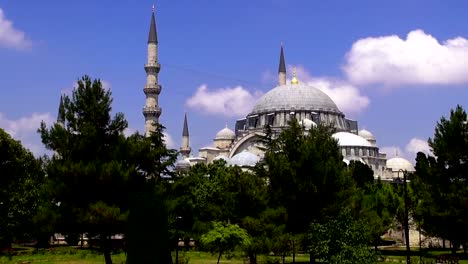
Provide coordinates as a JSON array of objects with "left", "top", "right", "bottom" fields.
[
  {"left": 180, "top": 113, "right": 191, "bottom": 158},
  {"left": 57, "top": 95, "right": 65, "bottom": 126},
  {"left": 143, "top": 5, "right": 162, "bottom": 137},
  {"left": 278, "top": 44, "right": 287, "bottom": 86}
]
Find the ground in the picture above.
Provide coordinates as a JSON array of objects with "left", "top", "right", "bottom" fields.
[{"left": 1, "top": 245, "right": 468, "bottom": 263}]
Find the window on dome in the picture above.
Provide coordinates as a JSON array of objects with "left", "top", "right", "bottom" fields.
[{"left": 267, "top": 114, "right": 275, "bottom": 126}]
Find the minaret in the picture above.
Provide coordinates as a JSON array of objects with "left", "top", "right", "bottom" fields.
[
  {"left": 278, "top": 44, "right": 287, "bottom": 86},
  {"left": 143, "top": 5, "right": 162, "bottom": 137},
  {"left": 57, "top": 95, "right": 65, "bottom": 126},
  {"left": 180, "top": 113, "right": 191, "bottom": 158}
]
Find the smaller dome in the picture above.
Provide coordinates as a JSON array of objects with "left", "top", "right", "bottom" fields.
[
  {"left": 229, "top": 151, "right": 260, "bottom": 167},
  {"left": 332, "top": 132, "right": 373, "bottom": 147},
  {"left": 358, "top": 129, "right": 375, "bottom": 141},
  {"left": 386, "top": 157, "right": 414, "bottom": 172},
  {"left": 215, "top": 127, "right": 236, "bottom": 140},
  {"left": 299, "top": 118, "right": 317, "bottom": 130},
  {"left": 175, "top": 159, "right": 191, "bottom": 171},
  {"left": 213, "top": 155, "right": 230, "bottom": 162}
]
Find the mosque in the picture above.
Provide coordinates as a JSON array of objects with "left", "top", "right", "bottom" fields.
[{"left": 138, "top": 8, "right": 415, "bottom": 180}]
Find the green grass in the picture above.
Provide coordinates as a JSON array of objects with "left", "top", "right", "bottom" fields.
[{"left": 1, "top": 246, "right": 468, "bottom": 264}]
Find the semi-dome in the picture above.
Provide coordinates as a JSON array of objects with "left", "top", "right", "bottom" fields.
[
  {"left": 386, "top": 157, "right": 414, "bottom": 172},
  {"left": 343, "top": 157, "right": 365, "bottom": 165},
  {"left": 358, "top": 129, "right": 375, "bottom": 141},
  {"left": 229, "top": 150, "right": 260, "bottom": 167},
  {"left": 332, "top": 132, "right": 373, "bottom": 147},
  {"left": 215, "top": 127, "right": 236, "bottom": 140},
  {"left": 251, "top": 84, "right": 341, "bottom": 115}
]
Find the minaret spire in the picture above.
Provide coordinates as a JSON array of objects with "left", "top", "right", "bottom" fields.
[
  {"left": 180, "top": 113, "right": 191, "bottom": 158},
  {"left": 143, "top": 5, "right": 162, "bottom": 136},
  {"left": 278, "top": 43, "right": 286, "bottom": 86},
  {"left": 57, "top": 95, "right": 65, "bottom": 126}
]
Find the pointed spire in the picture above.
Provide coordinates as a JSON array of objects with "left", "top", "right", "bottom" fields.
[
  {"left": 148, "top": 5, "right": 158, "bottom": 44},
  {"left": 57, "top": 95, "right": 65, "bottom": 124},
  {"left": 183, "top": 113, "right": 189, "bottom": 137},
  {"left": 278, "top": 43, "right": 286, "bottom": 73}
]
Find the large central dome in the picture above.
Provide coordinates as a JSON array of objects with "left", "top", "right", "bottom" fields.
[{"left": 251, "top": 84, "right": 341, "bottom": 115}]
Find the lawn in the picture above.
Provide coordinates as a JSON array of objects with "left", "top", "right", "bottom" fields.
[{"left": 1, "top": 246, "right": 468, "bottom": 264}]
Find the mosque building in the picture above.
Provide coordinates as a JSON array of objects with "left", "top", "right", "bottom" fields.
[{"left": 130, "top": 7, "right": 415, "bottom": 180}]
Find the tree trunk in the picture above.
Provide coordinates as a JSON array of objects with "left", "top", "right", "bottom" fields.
[
  {"left": 248, "top": 252, "right": 257, "bottom": 264},
  {"left": 217, "top": 251, "right": 223, "bottom": 264},
  {"left": 309, "top": 254, "right": 316, "bottom": 264},
  {"left": 102, "top": 235, "right": 113, "bottom": 264},
  {"left": 175, "top": 242, "right": 179, "bottom": 264}
]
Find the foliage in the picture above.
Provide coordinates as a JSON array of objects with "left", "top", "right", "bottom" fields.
[
  {"left": 38, "top": 75, "right": 133, "bottom": 263},
  {"left": 200, "top": 222, "right": 251, "bottom": 264},
  {"left": 0, "top": 128, "right": 44, "bottom": 248},
  {"left": 257, "top": 120, "right": 354, "bottom": 234},
  {"left": 309, "top": 209, "right": 377, "bottom": 264},
  {"left": 411, "top": 105, "right": 468, "bottom": 250}
]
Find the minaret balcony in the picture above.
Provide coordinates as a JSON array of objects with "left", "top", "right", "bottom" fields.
[
  {"left": 144, "top": 84, "right": 161, "bottom": 95},
  {"left": 143, "top": 106, "right": 161, "bottom": 117},
  {"left": 144, "top": 63, "right": 161, "bottom": 73}
]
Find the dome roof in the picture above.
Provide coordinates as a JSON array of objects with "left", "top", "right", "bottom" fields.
[
  {"left": 215, "top": 127, "right": 236, "bottom": 140},
  {"left": 175, "top": 159, "right": 191, "bottom": 171},
  {"left": 251, "top": 84, "right": 341, "bottom": 115},
  {"left": 213, "top": 155, "right": 230, "bottom": 162},
  {"left": 332, "top": 132, "right": 373, "bottom": 147},
  {"left": 229, "top": 151, "right": 260, "bottom": 167},
  {"left": 358, "top": 129, "right": 375, "bottom": 141},
  {"left": 299, "top": 118, "right": 317, "bottom": 130},
  {"left": 386, "top": 157, "right": 415, "bottom": 172}
]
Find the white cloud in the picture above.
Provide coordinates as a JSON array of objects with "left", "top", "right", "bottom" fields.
[
  {"left": 405, "top": 137, "right": 432, "bottom": 155},
  {"left": 293, "top": 66, "right": 370, "bottom": 115},
  {"left": 344, "top": 29, "right": 468, "bottom": 86},
  {"left": 186, "top": 85, "right": 263, "bottom": 117},
  {"left": 0, "top": 8, "right": 32, "bottom": 50},
  {"left": 163, "top": 132, "right": 175, "bottom": 149},
  {"left": 380, "top": 137, "right": 431, "bottom": 164},
  {"left": 0, "top": 112, "right": 54, "bottom": 156}
]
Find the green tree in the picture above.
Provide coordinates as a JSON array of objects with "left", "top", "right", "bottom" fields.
[
  {"left": 0, "top": 129, "right": 44, "bottom": 249},
  {"left": 39, "top": 76, "right": 132, "bottom": 264},
  {"left": 200, "top": 222, "right": 251, "bottom": 264},
  {"left": 257, "top": 120, "right": 354, "bottom": 236},
  {"left": 411, "top": 105, "right": 468, "bottom": 252},
  {"left": 309, "top": 209, "right": 377, "bottom": 264},
  {"left": 125, "top": 125, "right": 177, "bottom": 264}
]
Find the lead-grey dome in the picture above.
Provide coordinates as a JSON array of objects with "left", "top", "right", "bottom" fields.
[{"left": 251, "top": 84, "right": 341, "bottom": 114}]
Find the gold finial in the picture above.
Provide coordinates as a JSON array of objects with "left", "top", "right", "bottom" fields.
[{"left": 291, "top": 67, "right": 299, "bottom": 85}]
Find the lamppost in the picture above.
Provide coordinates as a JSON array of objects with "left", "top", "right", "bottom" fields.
[{"left": 395, "top": 169, "right": 411, "bottom": 264}]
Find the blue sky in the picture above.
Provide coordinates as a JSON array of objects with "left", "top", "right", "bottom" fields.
[{"left": 1, "top": 0, "right": 467, "bottom": 161}]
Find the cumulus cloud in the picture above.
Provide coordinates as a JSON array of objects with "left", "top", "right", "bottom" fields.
[
  {"left": 0, "top": 112, "right": 54, "bottom": 156},
  {"left": 186, "top": 85, "right": 263, "bottom": 117},
  {"left": 405, "top": 137, "right": 432, "bottom": 155},
  {"left": 163, "top": 132, "right": 175, "bottom": 149},
  {"left": 380, "top": 137, "right": 431, "bottom": 164},
  {"left": 0, "top": 8, "right": 32, "bottom": 50},
  {"left": 344, "top": 29, "right": 468, "bottom": 86},
  {"left": 293, "top": 66, "right": 370, "bottom": 114}
]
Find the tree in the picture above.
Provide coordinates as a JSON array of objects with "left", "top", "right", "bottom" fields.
[
  {"left": 411, "top": 105, "right": 468, "bottom": 252},
  {"left": 0, "top": 129, "right": 44, "bottom": 249},
  {"left": 309, "top": 209, "right": 377, "bottom": 264},
  {"left": 200, "top": 222, "right": 251, "bottom": 264},
  {"left": 39, "top": 76, "right": 132, "bottom": 264},
  {"left": 257, "top": 120, "right": 354, "bottom": 236},
  {"left": 125, "top": 125, "right": 177, "bottom": 264}
]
